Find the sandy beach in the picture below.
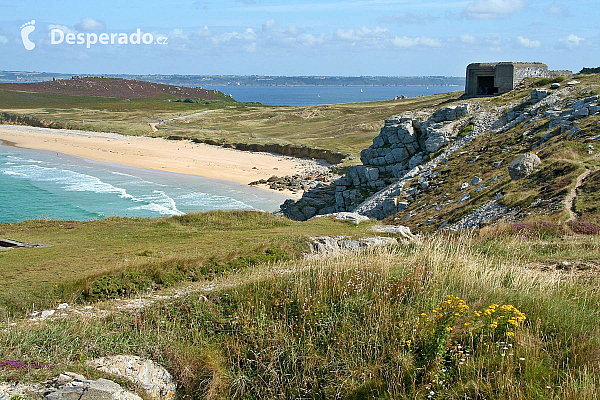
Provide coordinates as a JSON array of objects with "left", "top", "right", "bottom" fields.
[{"left": 0, "top": 125, "right": 319, "bottom": 198}]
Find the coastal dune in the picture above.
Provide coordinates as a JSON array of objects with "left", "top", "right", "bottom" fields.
[{"left": 0, "top": 125, "right": 315, "bottom": 198}]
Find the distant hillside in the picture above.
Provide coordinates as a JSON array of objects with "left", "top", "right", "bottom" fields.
[
  {"left": 0, "top": 70, "right": 464, "bottom": 87},
  {"left": 0, "top": 77, "right": 230, "bottom": 101}
]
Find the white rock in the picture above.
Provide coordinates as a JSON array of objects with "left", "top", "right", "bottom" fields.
[
  {"left": 88, "top": 356, "right": 176, "bottom": 400},
  {"left": 57, "top": 303, "right": 69, "bottom": 310},
  {"left": 41, "top": 310, "right": 56, "bottom": 318}
]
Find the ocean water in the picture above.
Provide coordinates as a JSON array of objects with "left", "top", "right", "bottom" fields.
[
  {"left": 0, "top": 142, "right": 291, "bottom": 223},
  {"left": 204, "top": 85, "right": 461, "bottom": 106}
]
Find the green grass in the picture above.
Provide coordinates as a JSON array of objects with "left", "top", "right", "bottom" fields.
[
  {"left": 0, "top": 211, "right": 380, "bottom": 317},
  {"left": 1, "top": 231, "right": 598, "bottom": 399},
  {"left": 0, "top": 89, "right": 462, "bottom": 164}
]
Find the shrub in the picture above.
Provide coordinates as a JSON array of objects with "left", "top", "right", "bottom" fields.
[
  {"left": 534, "top": 77, "right": 565, "bottom": 87},
  {"left": 567, "top": 221, "right": 600, "bottom": 234}
]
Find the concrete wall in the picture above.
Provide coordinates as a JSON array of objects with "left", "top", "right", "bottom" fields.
[
  {"left": 513, "top": 64, "right": 550, "bottom": 83},
  {"left": 495, "top": 64, "right": 515, "bottom": 94},
  {"left": 466, "top": 62, "right": 551, "bottom": 97},
  {"left": 466, "top": 64, "right": 496, "bottom": 96}
]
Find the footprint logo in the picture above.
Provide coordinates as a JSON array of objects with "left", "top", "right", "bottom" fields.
[{"left": 20, "top": 20, "right": 36, "bottom": 50}]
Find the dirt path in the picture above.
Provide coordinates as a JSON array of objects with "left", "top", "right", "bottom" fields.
[{"left": 566, "top": 168, "right": 592, "bottom": 222}]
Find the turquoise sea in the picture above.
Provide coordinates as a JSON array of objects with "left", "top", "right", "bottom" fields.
[{"left": 0, "top": 142, "right": 291, "bottom": 223}]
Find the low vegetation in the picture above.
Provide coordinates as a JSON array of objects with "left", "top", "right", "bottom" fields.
[
  {"left": 1, "top": 230, "right": 598, "bottom": 398},
  {"left": 0, "top": 81, "right": 461, "bottom": 164},
  {"left": 0, "top": 211, "right": 379, "bottom": 318}
]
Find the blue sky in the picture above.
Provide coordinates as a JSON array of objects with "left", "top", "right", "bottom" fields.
[{"left": 0, "top": 0, "right": 597, "bottom": 76}]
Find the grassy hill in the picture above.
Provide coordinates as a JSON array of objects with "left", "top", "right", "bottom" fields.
[
  {"left": 1, "top": 221, "right": 598, "bottom": 398},
  {"left": 0, "top": 82, "right": 461, "bottom": 163},
  {"left": 0, "top": 76, "right": 232, "bottom": 101}
]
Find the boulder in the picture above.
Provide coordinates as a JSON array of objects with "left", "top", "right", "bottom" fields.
[
  {"left": 369, "top": 225, "right": 417, "bottom": 241},
  {"left": 531, "top": 89, "right": 548, "bottom": 103},
  {"left": 508, "top": 153, "right": 541, "bottom": 180},
  {"left": 87, "top": 356, "right": 176, "bottom": 400},
  {"left": 312, "top": 212, "right": 370, "bottom": 224}
]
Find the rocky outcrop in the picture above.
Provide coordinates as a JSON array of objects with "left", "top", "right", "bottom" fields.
[
  {"left": 0, "top": 373, "right": 143, "bottom": 400},
  {"left": 308, "top": 236, "right": 400, "bottom": 255},
  {"left": 446, "top": 200, "right": 511, "bottom": 231},
  {"left": 369, "top": 225, "right": 417, "bottom": 241},
  {"left": 281, "top": 104, "right": 472, "bottom": 220},
  {"left": 88, "top": 356, "right": 176, "bottom": 400},
  {"left": 311, "top": 212, "right": 371, "bottom": 224},
  {"left": 508, "top": 153, "right": 541, "bottom": 180}
]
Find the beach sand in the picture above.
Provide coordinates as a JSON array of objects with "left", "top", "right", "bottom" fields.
[{"left": 0, "top": 125, "right": 315, "bottom": 198}]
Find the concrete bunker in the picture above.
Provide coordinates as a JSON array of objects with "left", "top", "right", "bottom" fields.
[{"left": 465, "top": 62, "right": 571, "bottom": 97}]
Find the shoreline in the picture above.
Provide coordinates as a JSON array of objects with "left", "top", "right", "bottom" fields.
[{"left": 0, "top": 125, "right": 327, "bottom": 199}]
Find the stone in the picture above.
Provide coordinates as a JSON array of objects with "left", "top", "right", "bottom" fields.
[
  {"left": 566, "top": 80, "right": 580, "bottom": 86},
  {"left": 461, "top": 182, "right": 469, "bottom": 190},
  {"left": 470, "top": 176, "right": 482, "bottom": 186},
  {"left": 550, "top": 83, "right": 561, "bottom": 89},
  {"left": 308, "top": 236, "right": 399, "bottom": 255},
  {"left": 88, "top": 356, "right": 176, "bottom": 400},
  {"left": 458, "top": 193, "right": 471, "bottom": 204},
  {"left": 531, "top": 89, "right": 548, "bottom": 102},
  {"left": 369, "top": 225, "right": 417, "bottom": 241},
  {"left": 508, "top": 153, "right": 541, "bottom": 180},
  {"left": 312, "top": 212, "right": 370, "bottom": 225},
  {"left": 574, "top": 107, "right": 590, "bottom": 119},
  {"left": 57, "top": 303, "right": 69, "bottom": 310},
  {"left": 41, "top": 310, "right": 56, "bottom": 318},
  {"left": 424, "top": 129, "right": 449, "bottom": 153}
]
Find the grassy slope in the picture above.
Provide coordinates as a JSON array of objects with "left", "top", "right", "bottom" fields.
[
  {"left": 2, "top": 231, "right": 598, "bottom": 399},
  {"left": 0, "top": 88, "right": 461, "bottom": 164},
  {"left": 0, "top": 211, "right": 380, "bottom": 317},
  {"left": 383, "top": 74, "right": 600, "bottom": 232}
]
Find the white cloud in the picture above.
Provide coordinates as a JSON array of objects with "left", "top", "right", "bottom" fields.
[
  {"left": 0, "top": 35, "right": 8, "bottom": 45},
  {"left": 558, "top": 34, "right": 585, "bottom": 49},
  {"left": 262, "top": 19, "right": 276, "bottom": 31},
  {"left": 74, "top": 18, "right": 106, "bottom": 32},
  {"left": 335, "top": 26, "right": 389, "bottom": 41},
  {"left": 48, "top": 24, "right": 77, "bottom": 35},
  {"left": 547, "top": 4, "right": 570, "bottom": 16},
  {"left": 460, "top": 34, "right": 476, "bottom": 44},
  {"left": 486, "top": 35, "right": 502, "bottom": 46},
  {"left": 517, "top": 35, "right": 541, "bottom": 48},
  {"left": 244, "top": 42, "right": 257, "bottom": 52},
  {"left": 463, "top": 0, "right": 527, "bottom": 19},
  {"left": 392, "top": 36, "right": 441, "bottom": 48}
]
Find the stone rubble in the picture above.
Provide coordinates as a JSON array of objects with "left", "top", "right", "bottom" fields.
[
  {"left": 0, "top": 373, "right": 143, "bottom": 400},
  {"left": 281, "top": 84, "right": 599, "bottom": 228},
  {"left": 88, "top": 356, "right": 176, "bottom": 400}
]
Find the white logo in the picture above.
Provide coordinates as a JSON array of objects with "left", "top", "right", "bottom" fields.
[{"left": 20, "top": 20, "right": 36, "bottom": 50}]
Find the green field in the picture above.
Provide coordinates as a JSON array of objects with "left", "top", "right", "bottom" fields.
[
  {"left": 1, "top": 225, "right": 599, "bottom": 398},
  {"left": 0, "top": 87, "right": 461, "bottom": 164},
  {"left": 0, "top": 211, "right": 380, "bottom": 317}
]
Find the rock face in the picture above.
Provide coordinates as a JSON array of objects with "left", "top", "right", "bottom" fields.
[
  {"left": 0, "top": 373, "right": 143, "bottom": 400},
  {"left": 280, "top": 104, "right": 471, "bottom": 220},
  {"left": 508, "top": 153, "right": 541, "bottom": 180},
  {"left": 87, "top": 356, "right": 176, "bottom": 400}
]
